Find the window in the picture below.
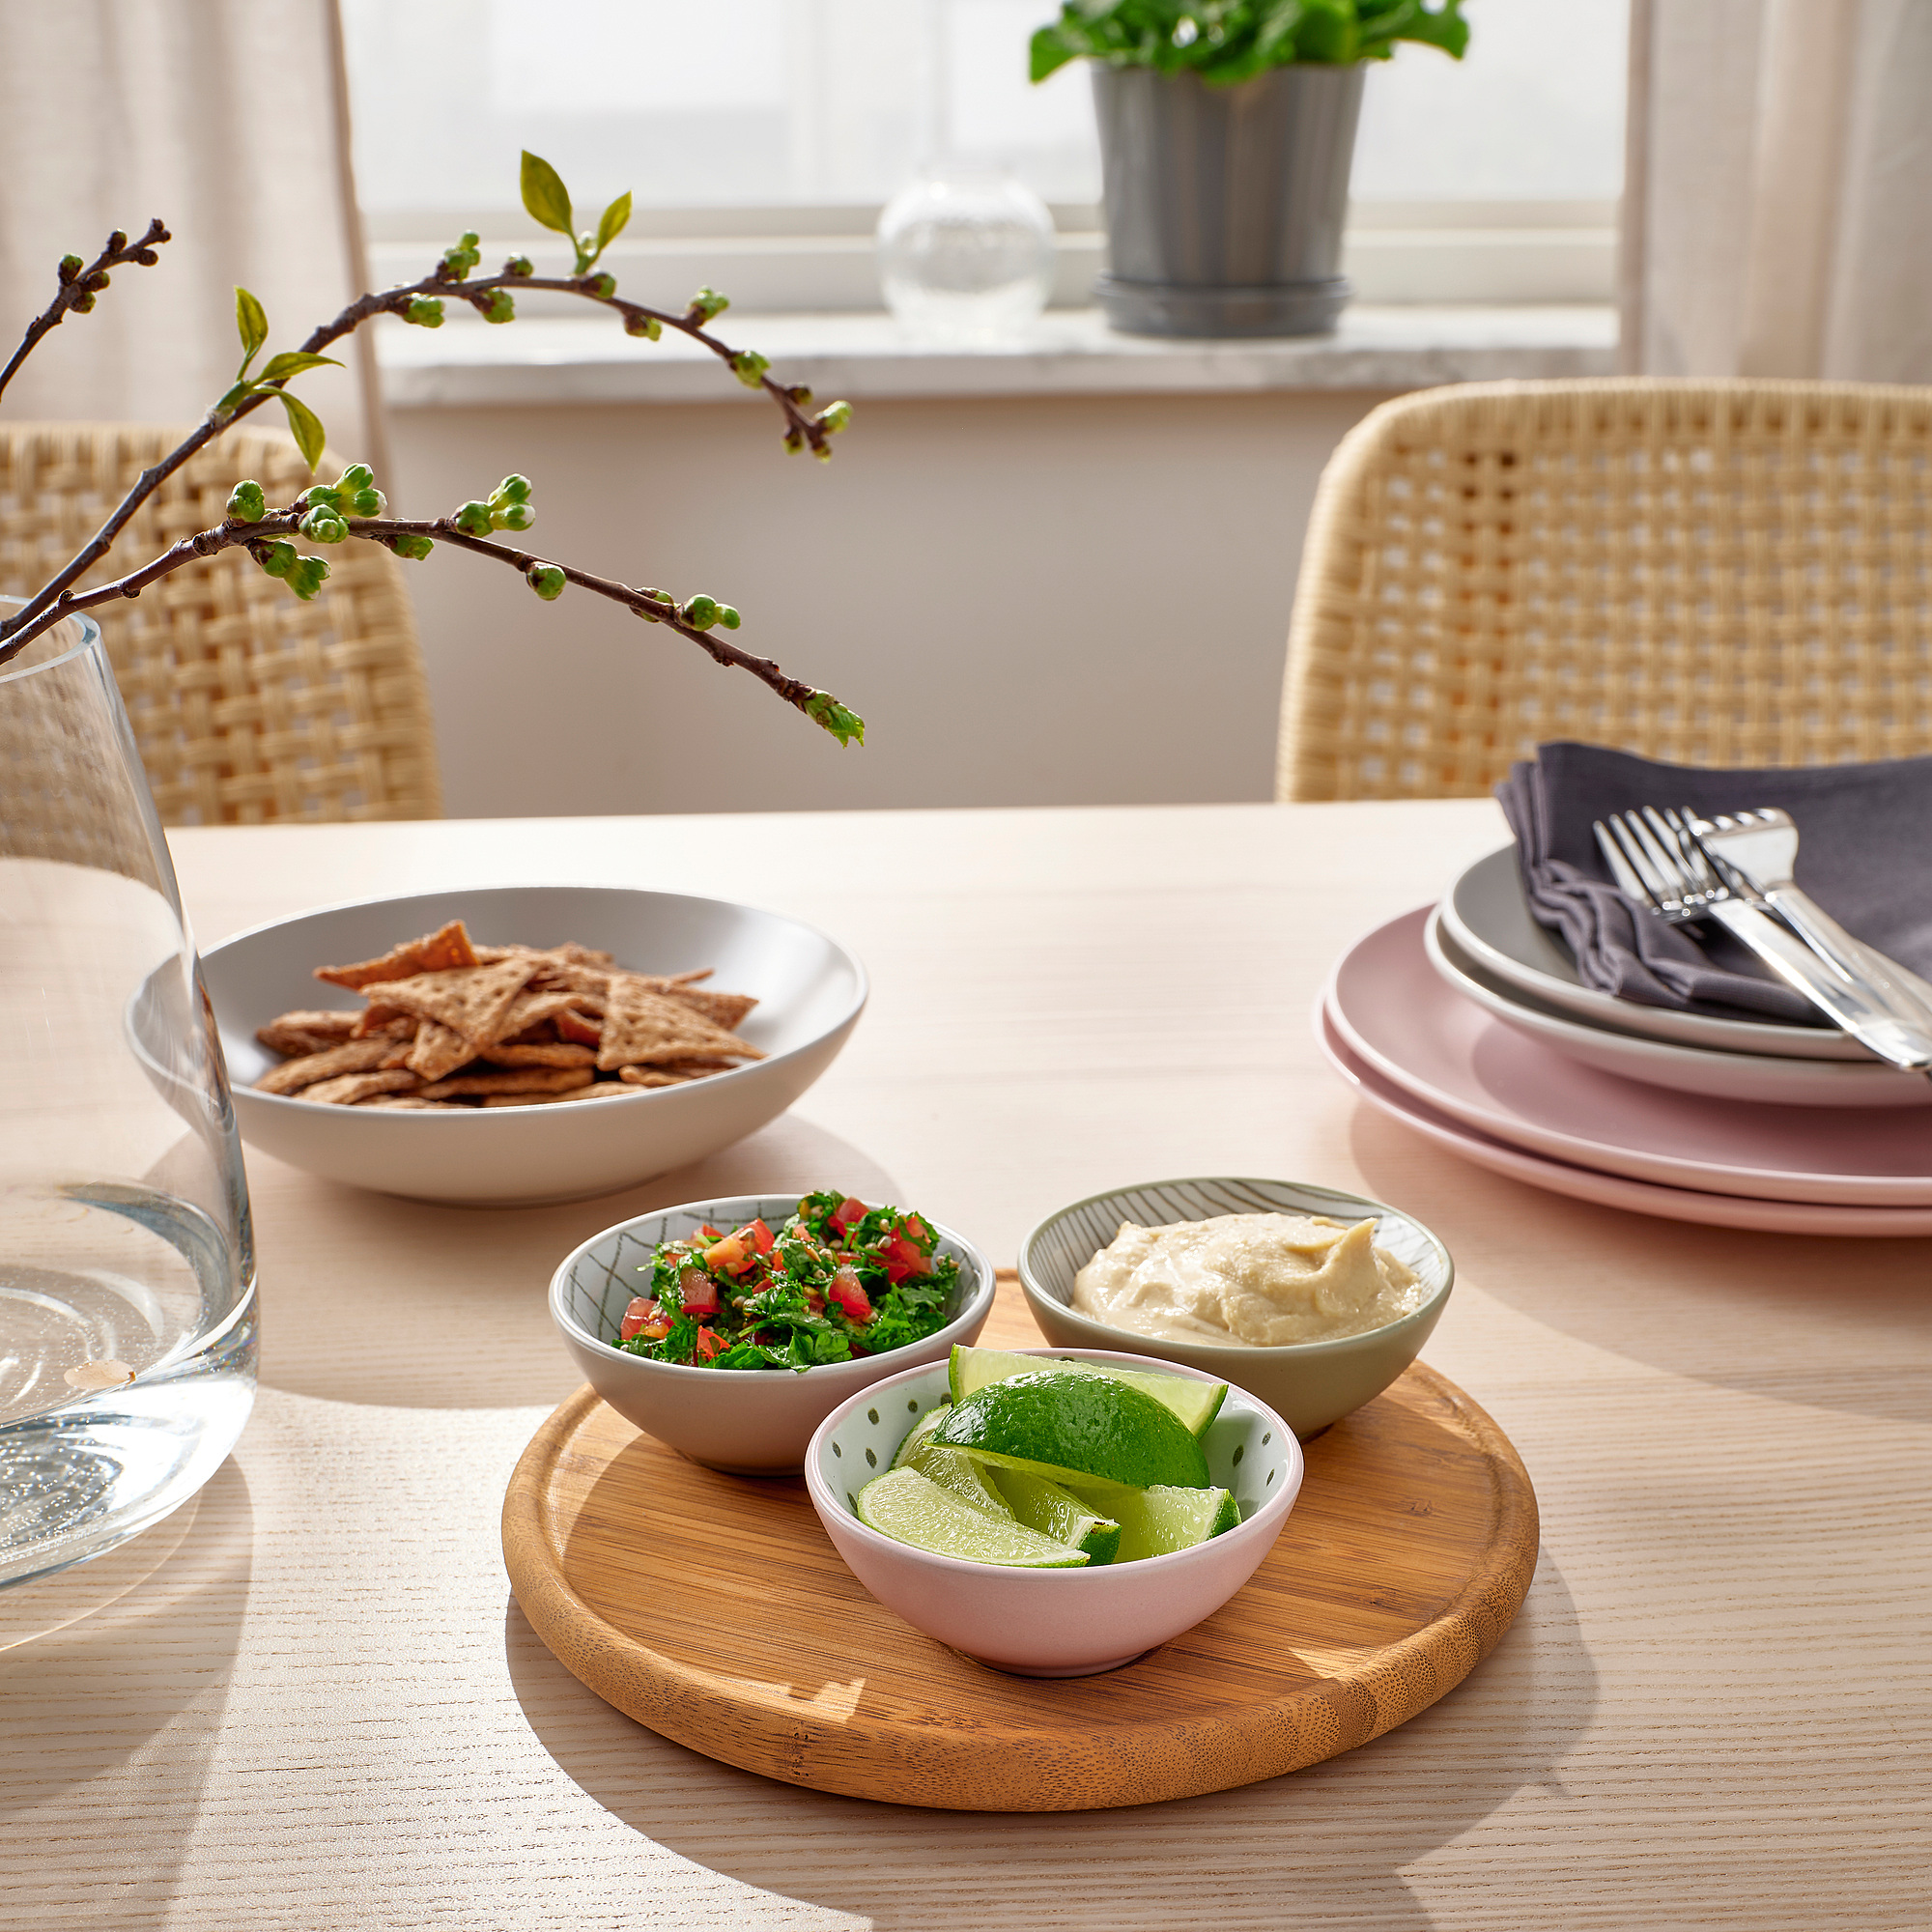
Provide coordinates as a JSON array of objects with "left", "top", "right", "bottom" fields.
[{"left": 343, "top": 0, "right": 1626, "bottom": 308}]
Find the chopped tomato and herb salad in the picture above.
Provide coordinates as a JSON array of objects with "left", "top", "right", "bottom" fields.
[{"left": 617, "top": 1191, "right": 959, "bottom": 1372}]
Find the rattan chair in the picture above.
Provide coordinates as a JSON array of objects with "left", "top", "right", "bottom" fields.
[
  {"left": 0, "top": 423, "right": 441, "bottom": 822},
  {"left": 1276, "top": 378, "right": 1932, "bottom": 801}
]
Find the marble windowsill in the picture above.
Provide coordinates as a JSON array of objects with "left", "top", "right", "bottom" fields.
[{"left": 377, "top": 304, "right": 1618, "bottom": 408}]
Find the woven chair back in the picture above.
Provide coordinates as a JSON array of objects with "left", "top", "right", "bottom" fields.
[
  {"left": 0, "top": 423, "right": 442, "bottom": 823},
  {"left": 1276, "top": 378, "right": 1932, "bottom": 801}
]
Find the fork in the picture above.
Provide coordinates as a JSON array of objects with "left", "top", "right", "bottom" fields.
[
  {"left": 1594, "top": 806, "right": 1932, "bottom": 1073},
  {"left": 1689, "top": 807, "right": 1932, "bottom": 1028}
]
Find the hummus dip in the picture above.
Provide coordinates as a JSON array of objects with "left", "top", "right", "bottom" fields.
[{"left": 1070, "top": 1212, "right": 1424, "bottom": 1349}]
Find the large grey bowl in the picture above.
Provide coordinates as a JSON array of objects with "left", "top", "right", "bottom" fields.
[
  {"left": 1019, "top": 1177, "right": 1453, "bottom": 1440},
  {"left": 204, "top": 884, "right": 866, "bottom": 1206},
  {"left": 551, "top": 1193, "right": 996, "bottom": 1475}
]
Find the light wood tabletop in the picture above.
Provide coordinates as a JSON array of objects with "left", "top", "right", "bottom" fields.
[{"left": 3, "top": 800, "right": 1927, "bottom": 1930}]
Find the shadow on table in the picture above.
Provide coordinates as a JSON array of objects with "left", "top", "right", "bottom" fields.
[
  {"left": 1349, "top": 1109, "right": 1932, "bottom": 1428},
  {"left": 0, "top": 1461, "right": 253, "bottom": 1927},
  {"left": 251, "top": 1112, "right": 901, "bottom": 1409},
  {"left": 504, "top": 1552, "right": 1596, "bottom": 1930}
]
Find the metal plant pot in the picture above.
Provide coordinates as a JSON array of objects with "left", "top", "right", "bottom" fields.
[{"left": 1092, "top": 62, "right": 1366, "bottom": 338}]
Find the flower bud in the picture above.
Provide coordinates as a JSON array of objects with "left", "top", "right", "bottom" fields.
[
  {"left": 681, "top": 594, "right": 721, "bottom": 630},
  {"left": 256, "top": 540, "right": 297, "bottom": 580},
  {"left": 624, "top": 314, "right": 662, "bottom": 341},
  {"left": 349, "top": 488, "right": 386, "bottom": 518},
  {"left": 526, "top": 563, "right": 566, "bottom": 601},
  {"left": 389, "top": 532, "right": 435, "bottom": 561},
  {"left": 339, "top": 463, "right": 375, "bottom": 493},
  {"left": 505, "top": 255, "right": 534, "bottom": 278},
  {"left": 289, "top": 555, "right": 330, "bottom": 601},
  {"left": 460, "top": 231, "right": 480, "bottom": 250},
  {"left": 453, "top": 501, "right": 496, "bottom": 537},
  {"left": 226, "top": 480, "right": 267, "bottom": 524},
  {"left": 406, "top": 297, "right": 445, "bottom": 328},
  {"left": 72, "top": 291, "right": 97, "bottom": 314},
  {"left": 691, "top": 287, "right": 729, "bottom": 323},
  {"left": 299, "top": 505, "right": 349, "bottom": 544},
  {"left": 482, "top": 290, "right": 516, "bottom": 325},
  {"left": 492, "top": 474, "right": 533, "bottom": 504},
  {"left": 584, "top": 272, "right": 616, "bottom": 298},
  {"left": 58, "top": 254, "right": 83, "bottom": 283},
  {"left": 493, "top": 501, "right": 535, "bottom": 532},
  {"left": 718, "top": 605, "right": 741, "bottom": 630},
  {"left": 298, "top": 485, "right": 339, "bottom": 512},
  {"left": 815, "top": 400, "right": 853, "bottom": 435},
  {"left": 731, "top": 351, "right": 770, "bottom": 389}
]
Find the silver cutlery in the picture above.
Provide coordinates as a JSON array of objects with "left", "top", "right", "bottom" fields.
[
  {"left": 1593, "top": 806, "right": 1932, "bottom": 1073},
  {"left": 1689, "top": 807, "right": 1932, "bottom": 1027}
]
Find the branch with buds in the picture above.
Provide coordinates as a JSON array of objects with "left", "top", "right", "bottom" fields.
[{"left": 0, "top": 154, "right": 864, "bottom": 745}]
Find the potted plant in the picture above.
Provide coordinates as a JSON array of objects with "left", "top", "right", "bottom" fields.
[{"left": 1032, "top": 1, "right": 1470, "bottom": 337}]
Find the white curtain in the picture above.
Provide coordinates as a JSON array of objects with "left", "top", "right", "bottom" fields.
[
  {"left": 1621, "top": 0, "right": 1932, "bottom": 382},
  {"left": 0, "top": 0, "right": 384, "bottom": 467}
]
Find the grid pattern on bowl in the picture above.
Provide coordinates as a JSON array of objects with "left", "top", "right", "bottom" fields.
[
  {"left": 561, "top": 1197, "right": 973, "bottom": 1349},
  {"left": 1023, "top": 1177, "right": 1447, "bottom": 1311},
  {"left": 824, "top": 1360, "right": 1292, "bottom": 1525}
]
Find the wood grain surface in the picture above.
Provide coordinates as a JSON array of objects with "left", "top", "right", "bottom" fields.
[
  {"left": 1, "top": 802, "right": 1927, "bottom": 1930},
  {"left": 502, "top": 1275, "right": 1537, "bottom": 1811}
]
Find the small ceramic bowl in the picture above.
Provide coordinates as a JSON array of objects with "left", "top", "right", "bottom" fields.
[
  {"left": 805, "top": 1348, "right": 1303, "bottom": 1676},
  {"left": 551, "top": 1193, "right": 996, "bottom": 1475},
  {"left": 1019, "top": 1177, "right": 1453, "bottom": 1440},
  {"left": 202, "top": 884, "right": 867, "bottom": 1207}
]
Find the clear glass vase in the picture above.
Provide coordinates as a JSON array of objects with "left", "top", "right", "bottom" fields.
[
  {"left": 0, "top": 610, "right": 256, "bottom": 1588},
  {"left": 876, "top": 169, "right": 1057, "bottom": 345}
]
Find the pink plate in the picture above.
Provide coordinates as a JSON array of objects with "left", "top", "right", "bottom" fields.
[
  {"left": 1316, "top": 1007, "right": 1932, "bottom": 1236},
  {"left": 1324, "top": 908, "right": 1932, "bottom": 1208}
]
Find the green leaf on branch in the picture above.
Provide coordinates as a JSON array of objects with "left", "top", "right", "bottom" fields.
[
  {"left": 805, "top": 694, "right": 866, "bottom": 747},
  {"left": 521, "top": 151, "right": 574, "bottom": 238},
  {"left": 595, "top": 192, "right": 633, "bottom": 258},
  {"left": 234, "top": 287, "right": 269, "bottom": 373},
  {"left": 277, "top": 390, "right": 327, "bottom": 471},
  {"left": 258, "top": 351, "right": 343, "bottom": 385}
]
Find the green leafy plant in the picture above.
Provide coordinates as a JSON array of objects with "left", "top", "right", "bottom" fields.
[
  {"left": 1031, "top": 0, "right": 1469, "bottom": 84},
  {"left": 0, "top": 155, "right": 864, "bottom": 746}
]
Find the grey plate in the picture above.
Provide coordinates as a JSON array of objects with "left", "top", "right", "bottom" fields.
[{"left": 1439, "top": 847, "right": 1872, "bottom": 1064}]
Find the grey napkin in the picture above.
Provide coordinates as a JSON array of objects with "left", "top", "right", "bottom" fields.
[{"left": 1495, "top": 741, "right": 1932, "bottom": 1022}]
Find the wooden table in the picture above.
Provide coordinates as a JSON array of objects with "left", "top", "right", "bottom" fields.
[{"left": 3, "top": 801, "right": 1927, "bottom": 1930}]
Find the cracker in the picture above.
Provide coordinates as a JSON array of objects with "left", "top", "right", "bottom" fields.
[
  {"left": 406, "top": 1019, "right": 476, "bottom": 1083},
  {"left": 372, "top": 955, "right": 540, "bottom": 1044},
  {"left": 490, "top": 989, "right": 582, "bottom": 1043},
  {"left": 255, "top": 1035, "right": 405, "bottom": 1095},
  {"left": 352, "top": 1007, "right": 414, "bottom": 1039},
  {"left": 617, "top": 1065, "right": 703, "bottom": 1088},
  {"left": 414, "top": 1066, "right": 596, "bottom": 1100},
  {"left": 480, "top": 1080, "right": 630, "bottom": 1106},
  {"left": 481, "top": 1042, "right": 596, "bottom": 1067},
  {"left": 596, "top": 976, "right": 765, "bottom": 1072},
  {"left": 255, "top": 1009, "right": 358, "bottom": 1057},
  {"left": 554, "top": 1008, "right": 603, "bottom": 1046},
  {"left": 666, "top": 986, "right": 757, "bottom": 1031},
  {"left": 315, "top": 919, "right": 478, "bottom": 989},
  {"left": 300, "top": 1069, "right": 422, "bottom": 1106},
  {"left": 360, "top": 1094, "right": 468, "bottom": 1111}
]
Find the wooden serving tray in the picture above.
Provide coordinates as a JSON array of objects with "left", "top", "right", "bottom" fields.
[{"left": 502, "top": 1275, "right": 1538, "bottom": 1812}]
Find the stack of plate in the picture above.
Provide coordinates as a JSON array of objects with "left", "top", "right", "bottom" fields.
[{"left": 1317, "top": 847, "right": 1932, "bottom": 1236}]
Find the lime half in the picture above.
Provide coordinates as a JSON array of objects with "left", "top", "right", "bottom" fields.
[
  {"left": 930, "top": 1370, "right": 1210, "bottom": 1491},
  {"left": 855, "top": 1466, "right": 1088, "bottom": 1567},
  {"left": 949, "top": 1345, "right": 1227, "bottom": 1438}
]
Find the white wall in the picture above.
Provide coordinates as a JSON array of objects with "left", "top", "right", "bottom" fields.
[{"left": 386, "top": 387, "right": 1394, "bottom": 818}]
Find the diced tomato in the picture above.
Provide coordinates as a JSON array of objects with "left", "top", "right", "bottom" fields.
[
  {"left": 830, "top": 1196, "right": 867, "bottom": 1233},
  {"left": 827, "top": 1268, "right": 872, "bottom": 1325},
  {"left": 678, "top": 1267, "right": 722, "bottom": 1316},
  {"left": 693, "top": 1325, "right": 727, "bottom": 1363},
  {"left": 880, "top": 1236, "right": 933, "bottom": 1284},
  {"left": 703, "top": 1234, "right": 756, "bottom": 1275},
  {"left": 903, "top": 1216, "right": 928, "bottom": 1244},
  {"left": 697, "top": 1225, "right": 723, "bottom": 1240},
  {"left": 619, "top": 1296, "right": 657, "bottom": 1341},
  {"left": 745, "top": 1217, "right": 776, "bottom": 1256}
]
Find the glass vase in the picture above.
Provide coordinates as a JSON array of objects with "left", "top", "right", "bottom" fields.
[
  {"left": 0, "top": 610, "right": 256, "bottom": 1588},
  {"left": 876, "top": 169, "right": 1057, "bottom": 345}
]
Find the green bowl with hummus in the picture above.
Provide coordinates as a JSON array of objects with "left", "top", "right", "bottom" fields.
[{"left": 1017, "top": 1178, "right": 1453, "bottom": 1440}]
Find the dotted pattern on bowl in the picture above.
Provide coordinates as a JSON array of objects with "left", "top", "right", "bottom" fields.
[
  {"left": 559, "top": 1198, "right": 976, "bottom": 1350},
  {"left": 823, "top": 1359, "right": 1293, "bottom": 1526},
  {"left": 1022, "top": 1176, "right": 1448, "bottom": 1317}
]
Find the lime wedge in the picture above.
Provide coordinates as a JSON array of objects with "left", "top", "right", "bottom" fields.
[
  {"left": 986, "top": 1464, "right": 1121, "bottom": 1564},
  {"left": 855, "top": 1466, "right": 1088, "bottom": 1567},
  {"left": 904, "top": 1440, "right": 1012, "bottom": 1519},
  {"left": 949, "top": 1345, "right": 1227, "bottom": 1438},
  {"left": 930, "top": 1370, "right": 1210, "bottom": 1491},
  {"left": 1061, "top": 1479, "right": 1240, "bottom": 1561},
  {"left": 890, "top": 1404, "right": 949, "bottom": 1469}
]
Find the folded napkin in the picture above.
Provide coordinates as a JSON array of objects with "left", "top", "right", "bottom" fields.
[{"left": 1495, "top": 741, "right": 1932, "bottom": 1022}]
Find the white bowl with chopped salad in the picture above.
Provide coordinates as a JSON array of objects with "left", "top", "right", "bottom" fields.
[{"left": 549, "top": 1190, "right": 997, "bottom": 1474}]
